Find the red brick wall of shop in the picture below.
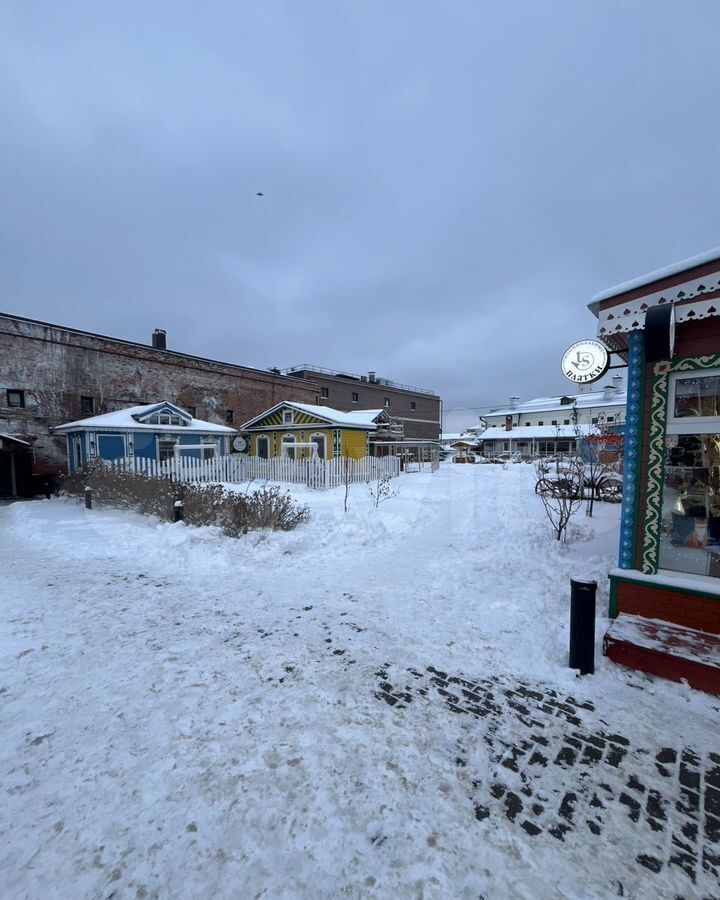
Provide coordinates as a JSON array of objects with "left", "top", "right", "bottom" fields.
[{"left": 615, "top": 581, "right": 720, "bottom": 634}]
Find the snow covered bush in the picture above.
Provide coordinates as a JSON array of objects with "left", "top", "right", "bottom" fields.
[
  {"left": 62, "top": 464, "right": 309, "bottom": 535},
  {"left": 223, "top": 486, "right": 310, "bottom": 535}
]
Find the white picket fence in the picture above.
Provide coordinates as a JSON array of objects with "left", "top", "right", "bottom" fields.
[{"left": 106, "top": 453, "right": 400, "bottom": 489}]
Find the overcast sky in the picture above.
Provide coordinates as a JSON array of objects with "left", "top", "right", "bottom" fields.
[{"left": 2, "top": 2, "right": 720, "bottom": 431}]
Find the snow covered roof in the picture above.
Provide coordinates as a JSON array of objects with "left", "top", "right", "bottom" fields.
[
  {"left": 483, "top": 389, "right": 626, "bottom": 419},
  {"left": 478, "top": 425, "right": 600, "bottom": 441},
  {"left": 55, "top": 402, "right": 237, "bottom": 434},
  {"left": 241, "top": 402, "right": 385, "bottom": 431},
  {"left": 589, "top": 247, "right": 720, "bottom": 344},
  {"left": 591, "top": 246, "right": 720, "bottom": 305},
  {"left": 0, "top": 432, "right": 30, "bottom": 446}
]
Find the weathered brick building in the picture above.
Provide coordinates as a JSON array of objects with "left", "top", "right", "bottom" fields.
[
  {"left": 0, "top": 312, "right": 317, "bottom": 478},
  {"left": 283, "top": 365, "right": 441, "bottom": 440}
]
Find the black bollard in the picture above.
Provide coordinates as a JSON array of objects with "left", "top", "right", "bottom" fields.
[
  {"left": 569, "top": 578, "right": 596, "bottom": 675},
  {"left": 84, "top": 486, "right": 92, "bottom": 510},
  {"left": 174, "top": 500, "right": 184, "bottom": 522}
]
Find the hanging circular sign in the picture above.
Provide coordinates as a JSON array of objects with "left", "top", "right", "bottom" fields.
[
  {"left": 561, "top": 339, "right": 610, "bottom": 384},
  {"left": 232, "top": 436, "right": 247, "bottom": 452}
]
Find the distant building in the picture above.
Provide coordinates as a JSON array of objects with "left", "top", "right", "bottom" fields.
[
  {"left": 282, "top": 364, "right": 441, "bottom": 440},
  {"left": 472, "top": 377, "right": 626, "bottom": 457},
  {"left": 0, "top": 312, "right": 317, "bottom": 485}
]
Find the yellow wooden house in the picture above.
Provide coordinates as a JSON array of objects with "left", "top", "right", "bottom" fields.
[{"left": 240, "top": 402, "right": 394, "bottom": 460}]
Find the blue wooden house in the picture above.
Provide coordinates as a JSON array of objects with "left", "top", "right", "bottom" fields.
[{"left": 55, "top": 401, "right": 238, "bottom": 473}]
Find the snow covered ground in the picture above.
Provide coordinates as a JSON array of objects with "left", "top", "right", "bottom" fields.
[{"left": 1, "top": 462, "right": 718, "bottom": 899}]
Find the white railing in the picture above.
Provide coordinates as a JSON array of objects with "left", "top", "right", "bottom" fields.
[{"left": 105, "top": 454, "right": 400, "bottom": 489}]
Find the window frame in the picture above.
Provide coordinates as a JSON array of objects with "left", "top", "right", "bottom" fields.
[
  {"left": 256, "top": 435, "right": 270, "bottom": 459},
  {"left": 667, "top": 368, "right": 720, "bottom": 434},
  {"left": 351, "top": 392, "right": 359, "bottom": 403},
  {"left": 6, "top": 389, "right": 25, "bottom": 409},
  {"left": 80, "top": 395, "right": 94, "bottom": 415}
]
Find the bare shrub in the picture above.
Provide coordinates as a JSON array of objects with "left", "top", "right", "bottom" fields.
[
  {"left": 63, "top": 462, "right": 176, "bottom": 519},
  {"left": 535, "top": 458, "right": 584, "bottom": 541},
  {"left": 368, "top": 474, "right": 397, "bottom": 508},
  {"left": 63, "top": 464, "right": 309, "bottom": 536}
]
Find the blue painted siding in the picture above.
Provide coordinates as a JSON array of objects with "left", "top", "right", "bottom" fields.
[
  {"left": 97, "top": 434, "right": 126, "bottom": 461},
  {"left": 133, "top": 432, "right": 156, "bottom": 459}
]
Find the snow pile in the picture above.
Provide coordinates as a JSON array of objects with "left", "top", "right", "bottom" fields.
[{"left": 1, "top": 463, "right": 717, "bottom": 898}]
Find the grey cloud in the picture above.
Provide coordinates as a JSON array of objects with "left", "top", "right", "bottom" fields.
[{"left": 2, "top": 1, "right": 720, "bottom": 431}]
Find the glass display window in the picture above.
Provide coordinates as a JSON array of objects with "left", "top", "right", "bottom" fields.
[{"left": 660, "top": 371, "right": 720, "bottom": 576}]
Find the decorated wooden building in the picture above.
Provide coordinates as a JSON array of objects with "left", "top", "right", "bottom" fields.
[
  {"left": 240, "top": 402, "right": 399, "bottom": 460},
  {"left": 56, "top": 401, "right": 237, "bottom": 473},
  {"left": 590, "top": 247, "right": 720, "bottom": 693}
]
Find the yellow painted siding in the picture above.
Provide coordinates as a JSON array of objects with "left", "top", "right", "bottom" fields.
[{"left": 341, "top": 430, "right": 367, "bottom": 459}]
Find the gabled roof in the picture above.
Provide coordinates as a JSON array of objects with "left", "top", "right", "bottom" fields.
[
  {"left": 241, "top": 401, "right": 385, "bottom": 431},
  {"left": 55, "top": 402, "right": 237, "bottom": 434}
]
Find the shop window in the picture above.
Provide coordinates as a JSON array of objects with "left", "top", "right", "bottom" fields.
[
  {"left": 6, "top": 389, "right": 24, "bottom": 408},
  {"left": 659, "top": 369, "right": 720, "bottom": 578},
  {"left": 80, "top": 396, "right": 94, "bottom": 415}
]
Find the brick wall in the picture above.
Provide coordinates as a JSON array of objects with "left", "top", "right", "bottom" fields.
[
  {"left": 614, "top": 579, "right": 720, "bottom": 634},
  {"left": 290, "top": 370, "right": 441, "bottom": 440},
  {"left": 0, "top": 314, "right": 317, "bottom": 472}
]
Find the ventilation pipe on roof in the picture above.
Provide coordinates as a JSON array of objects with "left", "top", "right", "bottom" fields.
[
  {"left": 509, "top": 396, "right": 520, "bottom": 409},
  {"left": 152, "top": 329, "right": 167, "bottom": 350},
  {"left": 368, "top": 371, "right": 376, "bottom": 383}
]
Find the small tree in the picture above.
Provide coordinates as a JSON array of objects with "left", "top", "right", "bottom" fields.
[
  {"left": 368, "top": 474, "right": 397, "bottom": 508},
  {"left": 535, "top": 455, "right": 584, "bottom": 541},
  {"left": 575, "top": 425, "right": 624, "bottom": 517},
  {"left": 343, "top": 455, "right": 352, "bottom": 514}
]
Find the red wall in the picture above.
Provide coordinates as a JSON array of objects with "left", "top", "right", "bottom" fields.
[{"left": 615, "top": 580, "right": 720, "bottom": 634}]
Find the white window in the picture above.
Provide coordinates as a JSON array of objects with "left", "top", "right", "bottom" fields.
[
  {"left": 283, "top": 410, "right": 293, "bottom": 424},
  {"left": 158, "top": 440, "right": 177, "bottom": 463},
  {"left": 256, "top": 435, "right": 269, "bottom": 459},
  {"left": 310, "top": 433, "right": 326, "bottom": 459},
  {"left": 282, "top": 434, "right": 296, "bottom": 459}
]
